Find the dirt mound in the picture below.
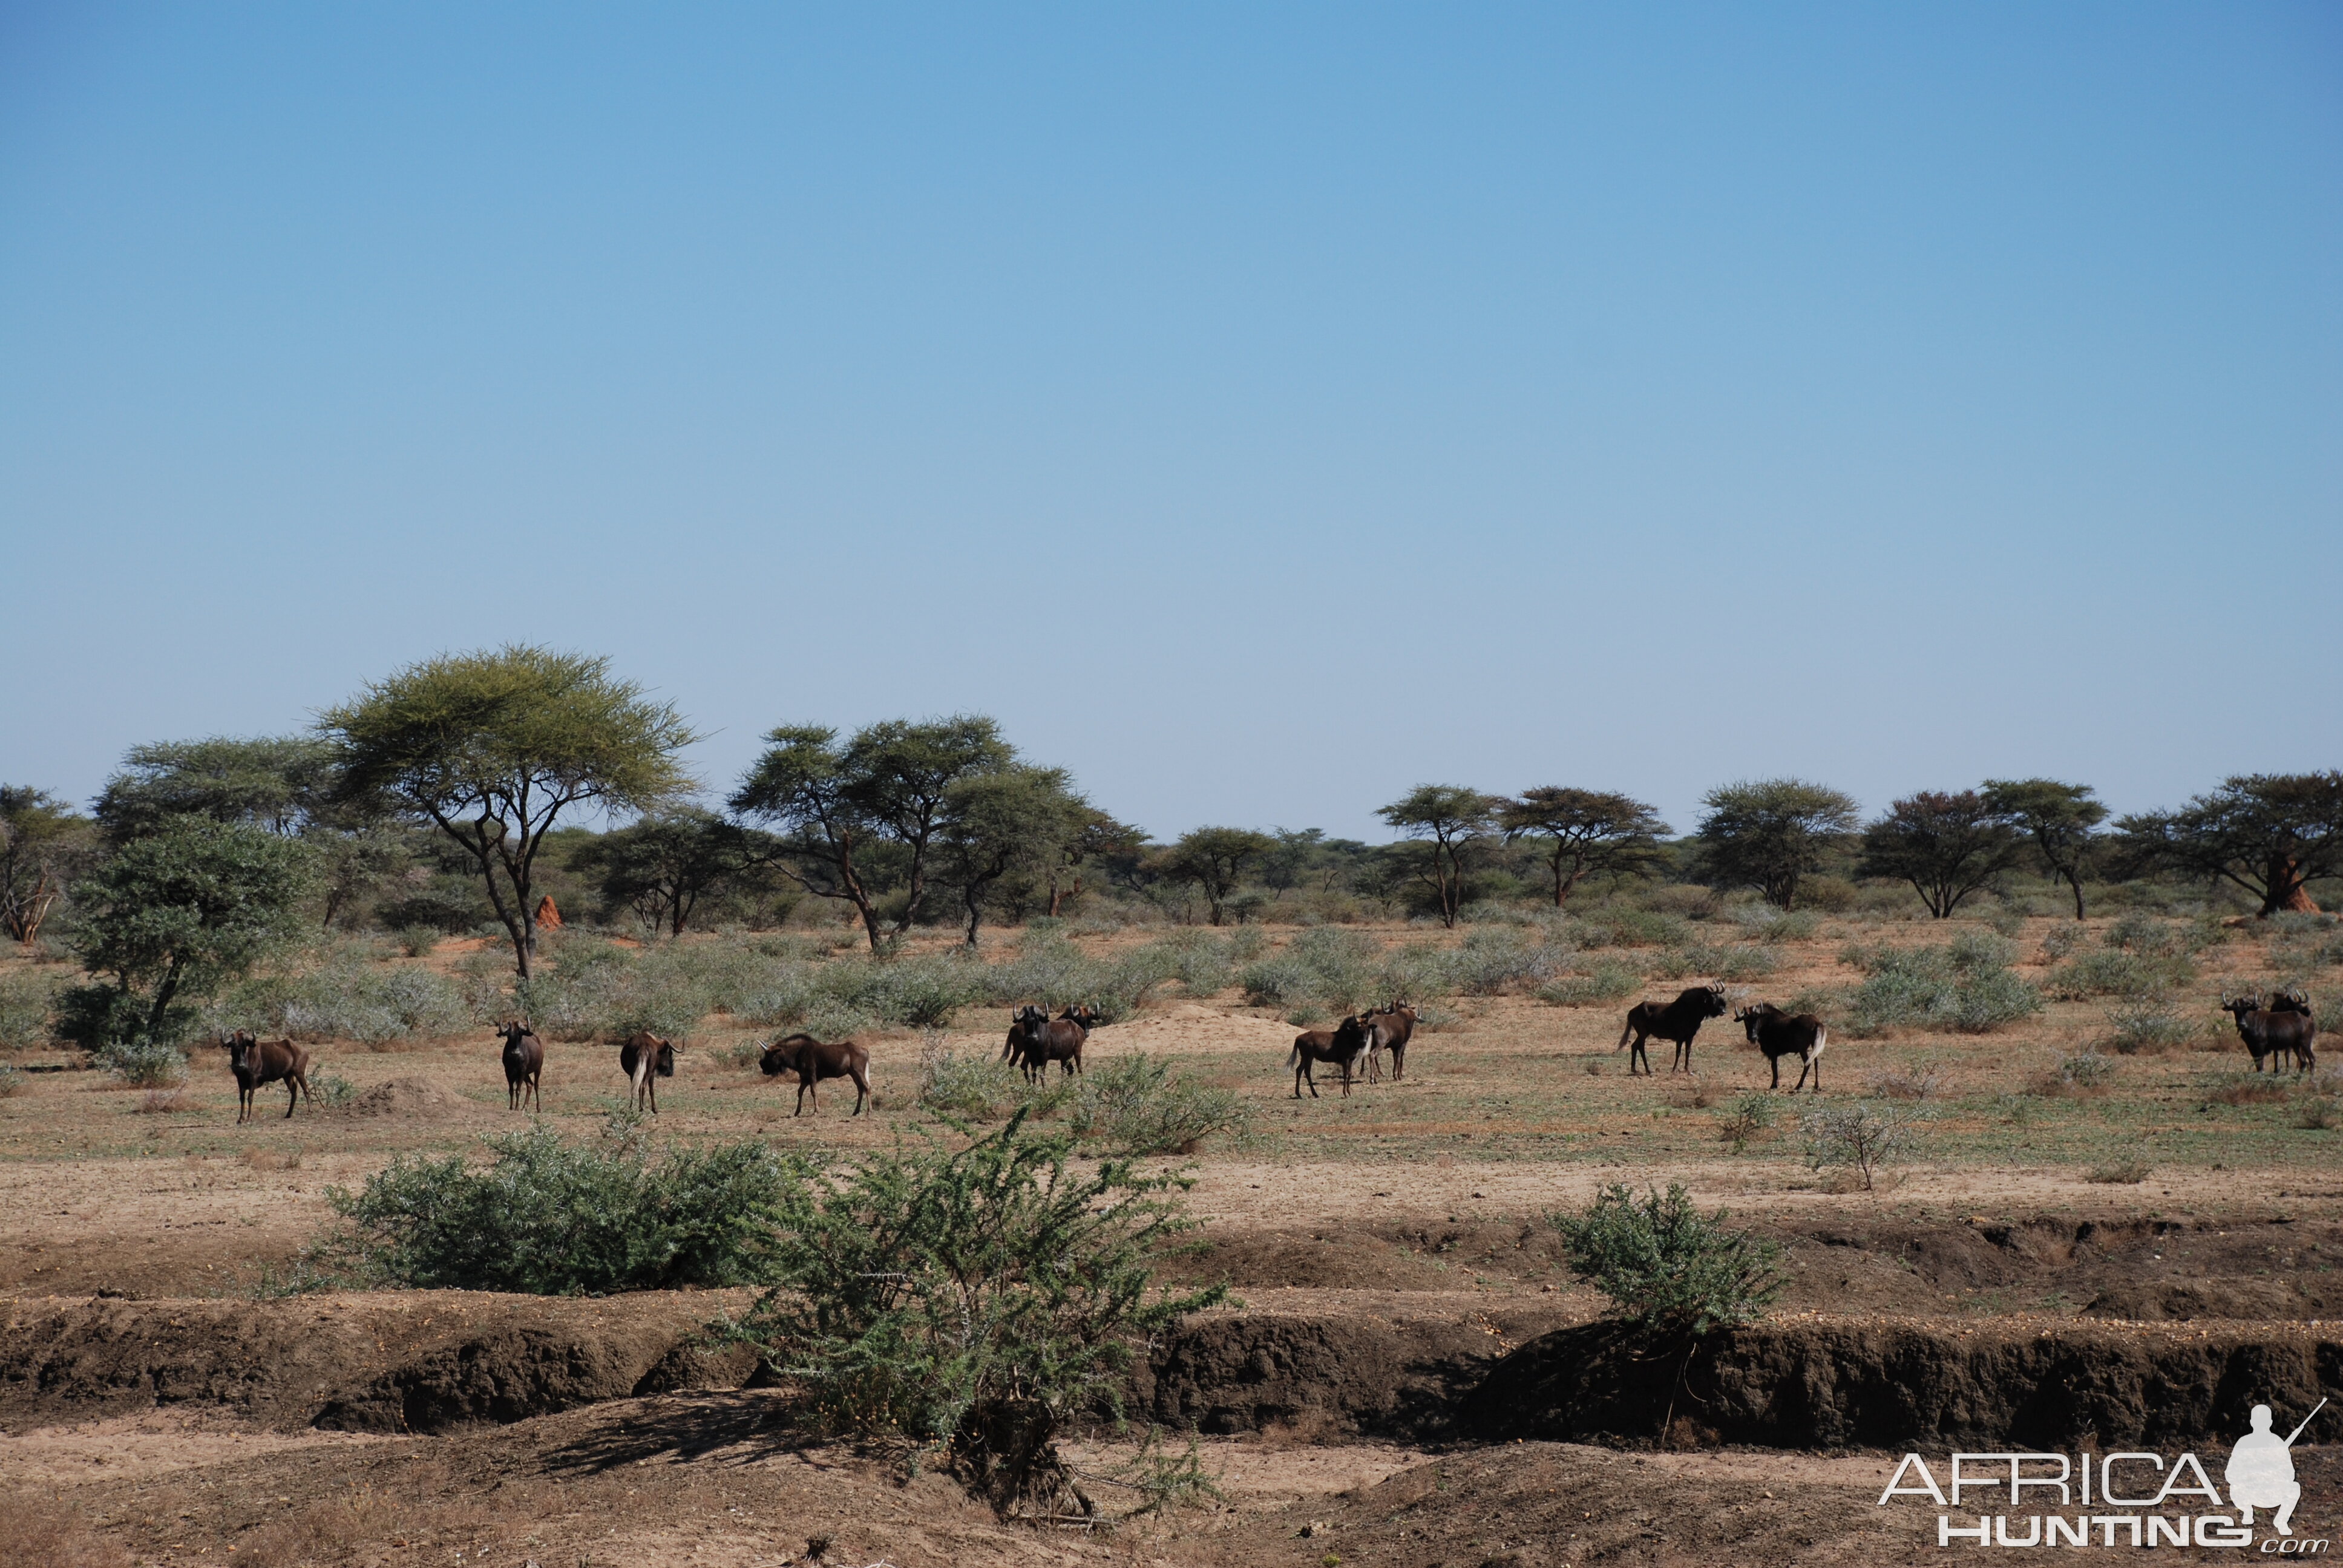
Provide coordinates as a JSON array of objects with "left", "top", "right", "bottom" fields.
[
  {"left": 1465, "top": 1317, "right": 2343, "bottom": 1449},
  {"left": 0, "top": 1294, "right": 727, "bottom": 1434},
  {"left": 338, "top": 1077, "right": 483, "bottom": 1120}
]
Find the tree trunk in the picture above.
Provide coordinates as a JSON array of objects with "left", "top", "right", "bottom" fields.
[
  {"left": 2263, "top": 854, "right": 2321, "bottom": 915},
  {"left": 2066, "top": 867, "right": 2086, "bottom": 921}
]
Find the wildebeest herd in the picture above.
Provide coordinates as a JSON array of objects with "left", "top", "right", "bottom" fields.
[{"left": 200, "top": 973, "right": 2316, "bottom": 1126}]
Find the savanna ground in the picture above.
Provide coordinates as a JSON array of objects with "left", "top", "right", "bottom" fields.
[{"left": 4, "top": 909, "right": 2340, "bottom": 1566}]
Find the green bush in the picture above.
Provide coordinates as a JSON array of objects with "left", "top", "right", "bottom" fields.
[
  {"left": 1537, "top": 959, "right": 1642, "bottom": 1007},
  {"left": 2045, "top": 949, "right": 2191, "bottom": 1002},
  {"left": 0, "top": 972, "right": 59, "bottom": 1048},
  {"left": 914, "top": 1044, "right": 1070, "bottom": 1122},
  {"left": 717, "top": 1114, "right": 1225, "bottom": 1511},
  {"left": 327, "top": 1116, "right": 799, "bottom": 1293},
  {"left": 309, "top": 1069, "right": 357, "bottom": 1108},
  {"left": 1798, "top": 1100, "right": 1921, "bottom": 1190},
  {"left": 1550, "top": 1183, "right": 1783, "bottom": 1334},
  {"left": 1568, "top": 909, "right": 1694, "bottom": 949},
  {"left": 99, "top": 1039, "right": 188, "bottom": 1086},
  {"left": 1837, "top": 939, "right": 2042, "bottom": 1036},
  {"left": 0, "top": 1065, "right": 27, "bottom": 1097},
  {"left": 209, "top": 960, "right": 472, "bottom": 1045},
  {"left": 2103, "top": 1003, "right": 2200, "bottom": 1054},
  {"left": 1071, "top": 1054, "right": 1247, "bottom": 1155},
  {"left": 1651, "top": 941, "right": 1777, "bottom": 981},
  {"left": 1715, "top": 1093, "right": 1775, "bottom": 1153}
]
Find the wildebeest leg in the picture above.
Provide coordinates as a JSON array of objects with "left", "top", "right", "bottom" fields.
[
  {"left": 850, "top": 1067, "right": 870, "bottom": 1116},
  {"left": 1769, "top": 1055, "right": 1781, "bottom": 1089},
  {"left": 795, "top": 1072, "right": 811, "bottom": 1116}
]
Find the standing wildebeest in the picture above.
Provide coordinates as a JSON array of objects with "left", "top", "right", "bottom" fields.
[
  {"left": 1733, "top": 1002, "right": 1829, "bottom": 1092},
  {"left": 496, "top": 1021, "right": 543, "bottom": 1111},
  {"left": 1013, "top": 1005, "right": 1099, "bottom": 1083},
  {"left": 2222, "top": 993, "right": 2318, "bottom": 1074},
  {"left": 1289, "top": 1014, "right": 1372, "bottom": 1099},
  {"left": 1362, "top": 1001, "right": 1419, "bottom": 1083},
  {"left": 759, "top": 1033, "right": 873, "bottom": 1116},
  {"left": 219, "top": 1030, "right": 313, "bottom": 1123},
  {"left": 1001, "top": 1004, "right": 1049, "bottom": 1065},
  {"left": 1616, "top": 985, "right": 1730, "bottom": 1076},
  {"left": 618, "top": 1031, "right": 677, "bottom": 1113}
]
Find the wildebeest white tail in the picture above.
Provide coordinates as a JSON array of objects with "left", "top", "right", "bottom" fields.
[{"left": 1807, "top": 1025, "right": 1827, "bottom": 1061}]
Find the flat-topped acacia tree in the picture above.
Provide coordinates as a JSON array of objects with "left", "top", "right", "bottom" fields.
[{"left": 321, "top": 647, "right": 697, "bottom": 978}]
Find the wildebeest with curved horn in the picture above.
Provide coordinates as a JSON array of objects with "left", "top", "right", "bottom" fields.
[
  {"left": 618, "top": 1030, "right": 677, "bottom": 1114},
  {"left": 1001, "top": 1004, "right": 1049, "bottom": 1065},
  {"left": 1733, "top": 1002, "right": 1828, "bottom": 1091},
  {"left": 1362, "top": 1001, "right": 1418, "bottom": 1083},
  {"left": 2221, "top": 991, "right": 2318, "bottom": 1074},
  {"left": 1012, "top": 1005, "right": 1098, "bottom": 1083},
  {"left": 759, "top": 1032, "right": 873, "bottom": 1116},
  {"left": 219, "top": 1031, "right": 313, "bottom": 1123},
  {"left": 496, "top": 1021, "right": 543, "bottom": 1111},
  {"left": 1616, "top": 985, "right": 1730, "bottom": 1076},
  {"left": 1288, "top": 1014, "right": 1372, "bottom": 1099}
]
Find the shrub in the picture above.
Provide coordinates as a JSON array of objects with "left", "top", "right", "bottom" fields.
[
  {"left": 327, "top": 1117, "right": 799, "bottom": 1293},
  {"left": 1799, "top": 1102, "right": 1920, "bottom": 1191},
  {"left": 214, "top": 960, "right": 474, "bottom": 1046},
  {"left": 1536, "top": 960, "right": 1642, "bottom": 1007},
  {"left": 1071, "top": 1054, "right": 1247, "bottom": 1155},
  {"left": 716, "top": 1114, "right": 1226, "bottom": 1512},
  {"left": 1837, "top": 939, "right": 2042, "bottom": 1036},
  {"left": 2200, "top": 1074, "right": 2290, "bottom": 1108},
  {"left": 1715, "top": 1093, "right": 1775, "bottom": 1153},
  {"left": 1549, "top": 1183, "right": 1783, "bottom": 1334},
  {"left": 99, "top": 1040, "right": 188, "bottom": 1087},
  {"left": 0, "top": 1065, "right": 26, "bottom": 1097},
  {"left": 1570, "top": 909, "right": 1694, "bottom": 949},
  {"left": 2087, "top": 1161, "right": 2152, "bottom": 1184},
  {"left": 1728, "top": 906, "right": 1818, "bottom": 942},
  {"left": 1651, "top": 941, "right": 1777, "bottom": 982},
  {"left": 0, "top": 972, "right": 59, "bottom": 1048},
  {"left": 2295, "top": 1077, "right": 2341, "bottom": 1130},
  {"left": 914, "top": 1044, "right": 1069, "bottom": 1122},
  {"left": 2045, "top": 949, "right": 2191, "bottom": 1002},
  {"left": 1441, "top": 929, "right": 1568, "bottom": 995},
  {"left": 309, "top": 1069, "right": 357, "bottom": 1108},
  {"left": 1865, "top": 1062, "right": 1945, "bottom": 1100},
  {"left": 2103, "top": 1003, "right": 2200, "bottom": 1055},
  {"left": 2039, "top": 924, "right": 2088, "bottom": 964}
]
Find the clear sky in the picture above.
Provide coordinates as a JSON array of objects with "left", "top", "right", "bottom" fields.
[{"left": 4, "top": 3, "right": 2338, "bottom": 841}]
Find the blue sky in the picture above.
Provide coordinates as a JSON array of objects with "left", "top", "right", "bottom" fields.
[{"left": 4, "top": 3, "right": 2338, "bottom": 840}]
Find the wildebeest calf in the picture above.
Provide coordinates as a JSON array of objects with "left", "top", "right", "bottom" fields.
[
  {"left": 760, "top": 1032, "right": 872, "bottom": 1116},
  {"left": 1617, "top": 985, "right": 1730, "bottom": 1076},
  {"left": 497, "top": 1021, "right": 543, "bottom": 1111},
  {"left": 1289, "top": 1014, "right": 1372, "bottom": 1099},
  {"left": 618, "top": 1030, "right": 677, "bottom": 1114},
  {"left": 219, "top": 1030, "right": 313, "bottom": 1123},
  {"left": 1734, "top": 1002, "right": 1828, "bottom": 1092}
]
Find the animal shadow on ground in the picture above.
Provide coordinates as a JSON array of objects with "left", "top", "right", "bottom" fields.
[{"left": 539, "top": 1390, "right": 815, "bottom": 1474}]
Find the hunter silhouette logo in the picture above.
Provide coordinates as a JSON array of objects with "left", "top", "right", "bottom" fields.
[{"left": 2230, "top": 1399, "right": 2324, "bottom": 1537}]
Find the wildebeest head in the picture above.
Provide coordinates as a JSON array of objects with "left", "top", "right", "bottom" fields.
[
  {"left": 495, "top": 1020, "right": 537, "bottom": 1053},
  {"left": 1058, "top": 1004, "right": 1101, "bottom": 1030},
  {"left": 1733, "top": 1002, "right": 1781, "bottom": 1041},
  {"left": 218, "top": 1030, "right": 257, "bottom": 1071},
  {"left": 2220, "top": 991, "right": 2267, "bottom": 1021}
]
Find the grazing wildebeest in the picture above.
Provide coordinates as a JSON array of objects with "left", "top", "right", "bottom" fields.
[
  {"left": 1001, "top": 1004, "right": 1049, "bottom": 1064},
  {"left": 219, "top": 1030, "right": 313, "bottom": 1123},
  {"left": 759, "top": 1032, "right": 872, "bottom": 1116},
  {"left": 1733, "top": 1002, "right": 1829, "bottom": 1092},
  {"left": 1013, "top": 1005, "right": 1098, "bottom": 1083},
  {"left": 1616, "top": 985, "right": 1730, "bottom": 1076},
  {"left": 496, "top": 1021, "right": 543, "bottom": 1111},
  {"left": 618, "top": 1030, "right": 677, "bottom": 1113},
  {"left": 2222, "top": 993, "right": 2318, "bottom": 1074},
  {"left": 1288, "top": 1014, "right": 1372, "bottom": 1099},
  {"left": 1362, "top": 1001, "right": 1419, "bottom": 1083}
]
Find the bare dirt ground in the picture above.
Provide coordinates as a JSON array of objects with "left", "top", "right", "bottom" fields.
[{"left": 4, "top": 915, "right": 2338, "bottom": 1565}]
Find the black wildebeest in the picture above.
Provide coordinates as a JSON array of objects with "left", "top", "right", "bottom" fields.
[
  {"left": 759, "top": 1032, "right": 873, "bottom": 1116},
  {"left": 496, "top": 1021, "right": 543, "bottom": 1111},
  {"left": 1001, "top": 1004, "right": 1049, "bottom": 1067},
  {"left": 2221, "top": 992, "right": 2318, "bottom": 1074},
  {"left": 1289, "top": 1014, "right": 1372, "bottom": 1099},
  {"left": 1733, "top": 1002, "right": 1829, "bottom": 1092},
  {"left": 219, "top": 1030, "right": 313, "bottom": 1123},
  {"left": 1362, "top": 1001, "right": 1418, "bottom": 1083},
  {"left": 618, "top": 1030, "right": 677, "bottom": 1113},
  {"left": 1616, "top": 985, "right": 1730, "bottom": 1076},
  {"left": 1013, "top": 1005, "right": 1099, "bottom": 1083}
]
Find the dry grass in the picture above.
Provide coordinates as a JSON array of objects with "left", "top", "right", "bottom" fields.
[
  {"left": 232, "top": 1478, "right": 492, "bottom": 1568},
  {"left": 2086, "top": 1161, "right": 2152, "bottom": 1184},
  {"left": 2200, "top": 1077, "right": 2290, "bottom": 1107},
  {"left": 133, "top": 1088, "right": 186, "bottom": 1114},
  {"left": 0, "top": 1501, "right": 132, "bottom": 1568},
  {"left": 241, "top": 1145, "right": 304, "bottom": 1170}
]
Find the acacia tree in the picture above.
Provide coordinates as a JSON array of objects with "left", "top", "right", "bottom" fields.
[
  {"left": 1697, "top": 779, "right": 1860, "bottom": 910},
  {"left": 572, "top": 809, "right": 776, "bottom": 938},
  {"left": 935, "top": 765, "right": 1089, "bottom": 944},
  {"left": 63, "top": 817, "right": 310, "bottom": 1046},
  {"left": 2117, "top": 772, "right": 2343, "bottom": 916},
  {"left": 1982, "top": 779, "right": 2106, "bottom": 919},
  {"left": 1046, "top": 808, "right": 1148, "bottom": 918},
  {"left": 1377, "top": 785, "right": 1497, "bottom": 928},
  {"left": 731, "top": 717, "right": 1012, "bottom": 951},
  {"left": 1154, "top": 827, "right": 1276, "bottom": 926},
  {"left": 1857, "top": 790, "right": 2024, "bottom": 918},
  {"left": 1, "top": 788, "right": 97, "bottom": 946},
  {"left": 1498, "top": 788, "right": 1668, "bottom": 908},
  {"left": 322, "top": 647, "right": 696, "bottom": 978}
]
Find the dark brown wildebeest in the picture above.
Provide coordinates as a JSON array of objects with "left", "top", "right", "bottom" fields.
[
  {"left": 1732, "top": 1002, "right": 1829, "bottom": 1092},
  {"left": 759, "top": 1032, "right": 873, "bottom": 1116},
  {"left": 496, "top": 1021, "right": 543, "bottom": 1111},
  {"left": 618, "top": 1031, "right": 677, "bottom": 1113},
  {"left": 1361, "top": 1001, "right": 1419, "bottom": 1083},
  {"left": 1013, "top": 1005, "right": 1099, "bottom": 1083},
  {"left": 1288, "top": 1014, "right": 1372, "bottom": 1099},
  {"left": 1616, "top": 985, "right": 1730, "bottom": 1076},
  {"left": 2222, "top": 992, "right": 2318, "bottom": 1074},
  {"left": 1000, "top": 1004, "right": 1049, "bottom": 1065},
  {"left": 219, "top": 1030, "right": 313, "bottom": 1123}
]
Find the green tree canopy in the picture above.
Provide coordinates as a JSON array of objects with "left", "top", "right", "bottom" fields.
[
  {"left": 1981, "top": 778, "right": 2106, "bottom": 919},
  {"left": 1377, "top": 785, "right": 1497, "bottom": 927},
  {"left": 571, "top": 808, "right": 778, "bottom": 938},
  {"left": 935, "top": 765, "right": 1090, "bottom": 944},
  {"left": 321, "top": 646, "right": 697, "bottom": 977},
  {"left": 94, "top": 736, "right": 341, "bottom": 844},
  {"left": 2117, "top": 772, "right": 2343, "bottom": 916},
  {"left": 1857, "top": 789, "right": 2025, "bottom": 918},
  {"left": 64, "top": 815, "right": 311, "bottom": 1046},
  {"left": 1153, "top": 826, "right": 1276, "bottom": 926},
  {"left": 1696, "top": 778, "right": 1859, "bottom": 910},
  {"left": 1498, "top": 787, "right": 1669, "bottom": 908},
  {"left": 1, "top": 786, "right": 98, "bottom": 946}
]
